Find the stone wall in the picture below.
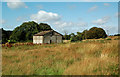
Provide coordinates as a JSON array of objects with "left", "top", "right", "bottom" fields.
[{"left": 33, "top": 31, "right": 62, "bottom": 44}]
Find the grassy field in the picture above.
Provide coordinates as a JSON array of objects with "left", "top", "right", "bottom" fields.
[{"left": 2, "top": 37, "right": 119, "bottom": 75}]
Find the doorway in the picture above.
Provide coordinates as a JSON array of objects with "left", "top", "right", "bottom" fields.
[{"left": 50, "top": 40, "right": 52, "bottom": 43}]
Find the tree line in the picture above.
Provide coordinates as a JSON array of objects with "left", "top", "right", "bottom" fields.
[
  {"left": 0, "top": 21, "right": 119, "bottom": 44},
  {"left": 1, "top": 21, "right": 52, "bottom": 43},
  {"left": 63, "top": 27, "right": 108, "bottom": 42}
]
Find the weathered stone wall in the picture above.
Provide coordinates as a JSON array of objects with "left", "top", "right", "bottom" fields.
[
  {"left": 43, "top": 35, "right": 51, "bottom": 44},
  {"left": 57, "top": 36, "right": 62, "bottom": 43},
  {"left": 51, "top": 35, "right": 57, "bottom": 43},
  {"left": 33, "top": 31, "right": 63, "bottom": 44}
]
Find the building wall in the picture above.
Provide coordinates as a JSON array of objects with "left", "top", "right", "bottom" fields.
[
  {"left": 43, "top": 35, "right": 51, "bottom": 44},
  {"left": 51, "top": 35, "right": 57, "bottom": 43},
  {"left": 43, "top": 35, "right": 62, "bottom": 44},
  {"left": 33, "top": 31, "right": 62, "bottom": 44},
  {"left": 57, "top": 36, "right": 62, "bottom": 43},
  {"left": 33, "top": 36, "right": 43, "bottom": 44}
]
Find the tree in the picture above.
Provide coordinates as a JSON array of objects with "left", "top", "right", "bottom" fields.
[
  {"left": 70, "top": 33, "right": 77, "bottom": 42},
  {"left": 76, "top": 32, "right": 83, "bottom": 41},
  {"left": 114, "top": 34, "right": 120, "bottom": 36},
  {"left": 62, "top": 30, "right": 70, "bottom": 40},
  {"left": 63, "top": 35, "right": 71, "bottom": 40},
  {"left": 10, "top": 21, "right": 52, "bottom": 42},
  {"left": 85, "top": 27, "right": 107, "bottom": 39},
  {"left": 1, "top": 28, "right": 12, "bottom": 43},
  {"left": 82, "top": 30, "right": 88, "bottom": 39}
]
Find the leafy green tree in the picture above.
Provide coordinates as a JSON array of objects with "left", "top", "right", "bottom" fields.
[
  {"left": 76, "top": 32, "right": 83, "bottom": 41},
  {"left": 69, "top": 27, "right": 107, "bottom": 42},
  {"left": 63, "top": 35, "right": 71, "bottom": 40},
  {"left": 114, "top": 34, "right": 120, "bottom": 36},
  {"left": 86, "top": 27, "right": 107, "bottom": 39},
  {"left": 10, "top": 21, "right": 52, "bottom": 42},
  {"left": 70, "top": 33, "right": 78, "bottom": 42},
  {"left": 1, "top": 28, "right": 7, "bottom": 43},
  {"left": 1, "top": 28, "right": 12, "bottom": 43},
  {"left": 82, "top": 30, "right": 88, "bottom": 39}
]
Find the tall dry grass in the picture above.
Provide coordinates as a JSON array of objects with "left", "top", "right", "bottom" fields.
[{"left": 2, "top": 39, "right": 119, "bottom": 75}]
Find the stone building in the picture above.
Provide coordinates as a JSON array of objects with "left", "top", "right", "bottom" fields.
[{"left": 33, "top": 30, "right": 63, "bottom": 44}]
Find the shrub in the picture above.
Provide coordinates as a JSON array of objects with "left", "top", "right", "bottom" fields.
[
  {"left": 8, "top": 40, "right": 16, "bottom": 43},
  {"left": 106, "top": 38, "right": 111, "bottom": 40},
  {"left": 70, "top": 37, "right": 77, "bottom": 42}
]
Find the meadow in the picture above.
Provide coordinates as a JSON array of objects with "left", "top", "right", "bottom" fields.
[{"left": 2, "top": 37, "right": 119, "bottom": 75}]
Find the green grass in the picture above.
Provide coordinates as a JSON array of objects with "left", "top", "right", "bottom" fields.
[{"left": 2, "top": 39, "right": 119, "bottom": 75}]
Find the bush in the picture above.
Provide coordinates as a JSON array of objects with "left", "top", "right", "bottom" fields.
[
  {"left": 70, "top": 37, "right": 77, "bottom": 42},
  {"left": 106, "top": 38, "right": 111, "bottom": 40},
  {"left": 8, "top": 40, "right": 16, "bottom": 43}
]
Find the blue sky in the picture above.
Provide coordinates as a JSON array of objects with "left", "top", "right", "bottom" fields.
[{"left": 1, "top": 1, "right": 119, "bottom": 35}]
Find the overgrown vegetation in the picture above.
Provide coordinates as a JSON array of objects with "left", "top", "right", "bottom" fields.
[
  {"left": 10, "top": 21, "right": 52, "bottom": 42},
  {"left": 2, "top": 39, "right": 119, "bottom": 75},
  {"left": 1, "top": 21, "right": 52, "bottom": 43},
  {"left": 63, "top": 27, "right": 107, "bottom": 42},
  {"left": 0, "top": 28, "right": 12, "bottom": 43},
  {"left": 1, "top": 21, "right": 108, "bottom": 43}
]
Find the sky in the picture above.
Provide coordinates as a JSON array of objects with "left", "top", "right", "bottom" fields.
[{"left": 1, "top": 0, "right": 119, "bottom": 35}]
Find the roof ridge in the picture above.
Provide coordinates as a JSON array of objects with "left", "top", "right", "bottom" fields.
[
  {"left": 34, "top": 30, "right": 53, "bottom": 36},
  {"left": 33, "top": 30, "right": 62, "bottom": 36}
]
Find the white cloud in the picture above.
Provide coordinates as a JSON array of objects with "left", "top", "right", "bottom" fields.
[
  {"left": 99, "top": 25, "right": 118, "bottom": 35},
  {"left": 104, "top": 3, "right": 110, "bottom": 6},
  {"left": 7, "top": 0, "right": 28, "bottom": 9},
  {"left": 30, "top": 10, "right": 88, "bottom": 34},
  {"left": 30, "top": 10, "right": 61, "bottom": 23},
  {"left": 52, "top": 21, "right": 88, "bottom": 34},
  {"left": 88, "top": 5, "right": 98, "bottom": 12},
  {"left": 53, "top": 21, "right": 88, "bottom": 28},
  {"left": 53, "top": 21, "right": 73, "bottom": 28},
  {"left": 92, "top": 16, "right": 111, "bottom": 25}
]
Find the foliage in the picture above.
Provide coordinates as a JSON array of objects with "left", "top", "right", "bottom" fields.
[
  {"left": 114, "top": 34, "right": 120, "bottom": 36},
  {"left": 81, "top": 30, "right": 88, "bottom": 39},
  {"left": 1, "top": 28, "right": 12, "bottom": 44},
  {"left": 9, "top": 21, "right": 52, "bottom": 42},
  {"left": 70, "top": 33, "right": 77, "bottom": 42},
  {"left": 63, "top": 34, "right": 71, "bottom": 40},
  {"left": 76, "top": 32, "right": 83, "bottom": 41},
  {"left": 86, "top": 27, "right": 107, "bottom": 39},
  {"left": 106, "top": 38, "right": 111, "bottom": 40},
  {"left": 66, "top": 27, "right": 107, "bottom": 42},
  {"left": 8, "top": 40, "right": 16, "bottom": 43},
  {"left": 2, "top": 21, "right": 107, "bottom": 43}
]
